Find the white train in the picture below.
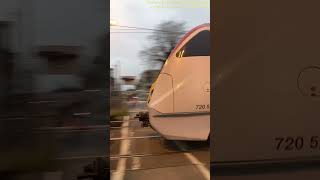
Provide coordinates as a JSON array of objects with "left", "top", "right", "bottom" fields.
[{"left": 139, "top": 24, "right": 210, "bottom": 141}]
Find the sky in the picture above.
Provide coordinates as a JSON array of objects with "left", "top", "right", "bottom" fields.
[{"left": 110, "top": 0, "right": 210, "bottom": 79}]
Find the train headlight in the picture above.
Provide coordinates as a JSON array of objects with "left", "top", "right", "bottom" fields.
[
  {"left": 147, "top": 89, "right": 153, "bottom": 103},
  {"left": 147, "top": 87, "right": 155, "bottom": 104}
]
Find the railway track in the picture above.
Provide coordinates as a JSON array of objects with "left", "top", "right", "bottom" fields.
[{"left": 110, "top": 113, "right": 210, "bottom": 180}]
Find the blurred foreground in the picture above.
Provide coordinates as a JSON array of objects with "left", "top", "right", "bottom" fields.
[{"left": 0, "top": 0, "right": 108, "bottom": 179}]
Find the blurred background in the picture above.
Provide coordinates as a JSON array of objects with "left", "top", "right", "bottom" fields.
[
  {"left": 0, "top": 0, "right": 108, "bottom": 179},
  {"left": 110, "top": 1, "right": 210, "bottom": 180}
]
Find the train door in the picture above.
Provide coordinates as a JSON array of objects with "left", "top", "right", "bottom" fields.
[{"left": 170, "top": 29, "right": 210, "bottom": 113}]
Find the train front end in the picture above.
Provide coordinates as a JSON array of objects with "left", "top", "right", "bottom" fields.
[{"left": 146, "top": 24, "right": 210, "bottom": 141}]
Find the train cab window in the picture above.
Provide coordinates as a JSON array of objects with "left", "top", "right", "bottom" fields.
[{"left": 176, "top": 30, "right": 210, "bottom": 58}]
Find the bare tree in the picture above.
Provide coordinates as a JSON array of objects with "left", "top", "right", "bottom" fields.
[{"left": 140, "top": 21, "right": 186, "bottom": 68}]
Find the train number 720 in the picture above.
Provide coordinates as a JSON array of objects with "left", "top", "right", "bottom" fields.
[
  {"left": 275, "top": 137, "right": 303, "bottom": 151},
  {"left": 195, "top": 104, "right": 210, "bottom": 110}
]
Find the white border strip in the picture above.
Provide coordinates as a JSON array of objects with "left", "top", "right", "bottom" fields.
[
  {"left": 175, "top": 141, "right": 210, "bottom": 180},
  {"left": 111, "top": 116, "right": 130, "bottom": 180}
]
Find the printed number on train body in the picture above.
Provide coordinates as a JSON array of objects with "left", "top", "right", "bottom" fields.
[
  {"left": 275, "top": 136, "right": 320, "bottom": 151},
  {"left": 195, "top": 104, "right": 210, "bottom": 110}
]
